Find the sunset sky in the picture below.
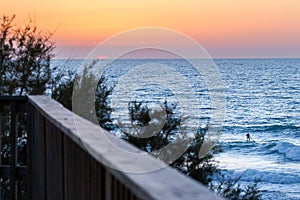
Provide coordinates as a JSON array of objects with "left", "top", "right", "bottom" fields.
[{"left": 1, "top": 0, "right": 300, "bottom": 58}]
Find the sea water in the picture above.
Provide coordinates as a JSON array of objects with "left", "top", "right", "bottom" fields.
[
  {"left": 52, "top": 58, "right": 300, "bottom": 199},
  {"left": 215, "top": 59, "right": 300, "bottom": 200}
]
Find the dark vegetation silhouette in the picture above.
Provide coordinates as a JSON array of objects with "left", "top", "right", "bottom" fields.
[
  {"left": 0, "top": 14, "right": 55, "bottom": 199},
  {"left": 0, "top": 15, "right": 261, "bottom": 200},
  {"left": 0, "top": 15, "right": 54, "bottom": 96},
  {"left": 0, "top": 15, "right": 71, "bottom": 199}
]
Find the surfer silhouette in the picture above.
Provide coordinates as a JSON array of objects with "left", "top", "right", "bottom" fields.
[{"left": 246, "top": 133, "right": 250, "bottom": 142}]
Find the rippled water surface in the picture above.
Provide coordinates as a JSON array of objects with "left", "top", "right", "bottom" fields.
[{"left": 215, "top": 59, "right": 300, "bottom": 200}]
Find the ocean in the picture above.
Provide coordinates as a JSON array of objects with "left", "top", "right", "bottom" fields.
[
  {"left": 53, "top": 58, "right": 300, "bottom": 199},
  {"left": 215, "top": 59, "right": 300, "bottom": 200}
]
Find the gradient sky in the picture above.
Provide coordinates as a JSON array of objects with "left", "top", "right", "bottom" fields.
[{"left": 1, "top": 0, "right": 300, "bottom": 58}]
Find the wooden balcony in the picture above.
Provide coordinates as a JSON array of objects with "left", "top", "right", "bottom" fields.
[{"left": 0, "top": 96, "right": 222, "bottom": 200}]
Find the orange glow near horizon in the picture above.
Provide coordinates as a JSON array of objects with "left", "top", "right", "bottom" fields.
[{"left": 1, "top": 0, "right": 300, "bottom": 58}]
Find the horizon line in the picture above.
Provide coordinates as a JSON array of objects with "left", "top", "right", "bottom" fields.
[{"left": 52, "top": 57, "right": 300, "bottom": 60}]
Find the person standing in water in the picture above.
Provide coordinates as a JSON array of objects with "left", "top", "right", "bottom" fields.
[{"left": 246, "top": 133, "right": 251, "bottom": 142}]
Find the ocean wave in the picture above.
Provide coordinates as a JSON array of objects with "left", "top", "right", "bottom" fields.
[
  {"left": 271, "top": 142, "right": 300, "bottom": 161},
  {"left": 221, "top": 169, "right": 300, "bottom": 184},
  {"left": 259, "top": 124, "right": 299, "bottom": 132},
  {"left": 223, "top": 124, "right": 299, "bottom": 133},
  {"left": 221, "top": 141, "right": 258, "bottom": 150}
]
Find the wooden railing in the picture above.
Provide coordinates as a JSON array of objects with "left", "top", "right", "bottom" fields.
[
  {"left": 0, "top": 95, "right": 222, "bottom": 200},
  {"left": 0, "top": 96, "right": 28, "bottom": 200}
]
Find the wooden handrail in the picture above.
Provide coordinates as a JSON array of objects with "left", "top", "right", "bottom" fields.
[{"left": 1, "top": 95, "right": 223, "bottom": 200}]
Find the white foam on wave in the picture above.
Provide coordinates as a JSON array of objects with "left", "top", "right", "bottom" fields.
[
  {"left": 221, "top": 169, "right": 300, "bottom": 184},
  {"left": 271, "top": 142, "right": 300, "bottom": 161}
]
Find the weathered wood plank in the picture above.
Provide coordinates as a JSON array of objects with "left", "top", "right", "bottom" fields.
[
  {"left": 45, "top": 121, "right": 64, "bottom": 200},
  {"left": 64, "top": 135, "right": 76, "bottom": 200},
  {"left": 89, "top": 157, "right": 97, "bottom": 200},
  {"left": 10, "top": 101, "right": 18, "bottom": 200},
  {"left": 0, "top": 96, "right": 27, "bottom": 112},
  {"left": 105, "top": 171, "right": 112, "bottom": 200},
  {"left": 0, "top": 112, "right": 3, "bottom": 198},
  {"left": 100, "top": 163, "right": 106, "bottom": 200},
  {"left": 77, "top": 142, "right": 86, "bottom": 200},
  {"left": 26, "top": 102, "right": 34, "bottom": 200},
  {"left": 0, "top": 165, "right": 27, "bottom": 178},
  {"left": 31, "top": 108, "right": 46, "bottom": 200}
]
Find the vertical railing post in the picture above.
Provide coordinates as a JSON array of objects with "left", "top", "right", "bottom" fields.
[
  {"left": 29, "top": 105, "right": 46, "bottom": 200},
  {"left": 26, "top": 103, "right": 33, "bottom": 200},
  {"left": 10, "top": 101, "right": 18, "bottom": 200},
  {"left": 0, "top": 113, "right": 3, "bottom": 198}
]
